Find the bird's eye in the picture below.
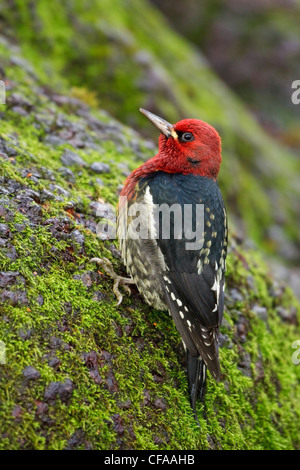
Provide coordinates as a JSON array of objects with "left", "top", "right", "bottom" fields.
[{"left": 181, "top": 132, "right": 194, "bottom": 142}]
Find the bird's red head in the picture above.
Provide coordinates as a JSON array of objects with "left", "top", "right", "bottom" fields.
[
  {"left": 121, "top": 109, "right": 222, "bottom": 199},
  {"left": 140, "top": 109, "right": 222, "bottom": 180}
]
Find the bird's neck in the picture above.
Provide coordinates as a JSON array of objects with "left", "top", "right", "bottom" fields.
[
  {"left": 121, "top": 151, "right": 220, "bottom": 200},
  {"left": 141, "top": 149, "right": 221, "bottom": 179}
]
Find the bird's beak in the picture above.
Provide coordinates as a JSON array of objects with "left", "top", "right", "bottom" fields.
[{"left": 139, "top": 108, "right": 178, "bottom": 140}]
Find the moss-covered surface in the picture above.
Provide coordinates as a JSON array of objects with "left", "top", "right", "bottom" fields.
[
  {"left": 1, "top": 0, "right": 300, "bottom": 261},
  {"left": 0, "top": 4, "right": 300, "bottom": 450}
]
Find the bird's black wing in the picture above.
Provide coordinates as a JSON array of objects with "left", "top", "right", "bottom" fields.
[{"left": 146, "top": 172, "right": 228, "bottom": 380}]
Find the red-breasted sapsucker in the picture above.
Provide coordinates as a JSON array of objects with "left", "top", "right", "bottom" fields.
[{"left": 106, "top": 109, "right": 227, "bottom": 423}]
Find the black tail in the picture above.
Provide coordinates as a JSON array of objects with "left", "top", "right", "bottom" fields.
[{"left": 187, "top": 350, "right": 207, "bottom": 426}]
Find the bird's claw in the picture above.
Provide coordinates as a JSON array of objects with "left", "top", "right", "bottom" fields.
[{"left": 90, "top": 257, "right": 135, "bottom": 305}]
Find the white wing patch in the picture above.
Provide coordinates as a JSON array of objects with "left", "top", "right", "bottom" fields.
[
  {"left": 211, "top": 260, "right": 224, "bottom": 308},
  {"left": 197, "top": 258, "right": 203, "bottom": 275},
  {"left": 163, "top": 275, "right": 196, "bottom": 334}
]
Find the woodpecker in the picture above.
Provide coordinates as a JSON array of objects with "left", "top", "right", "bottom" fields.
[{"left": 93, "top": 108, "right": 227, "bottom": 423}]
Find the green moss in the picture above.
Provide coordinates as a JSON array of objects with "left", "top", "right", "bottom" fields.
[
  {"left": 0, "top": 3, "right": 300, "bottom": 450},
  {"left": 2, "top": 0, "right": 300, "bottom": 256}
]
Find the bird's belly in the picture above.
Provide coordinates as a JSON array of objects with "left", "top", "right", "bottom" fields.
[
  {"left": 118, "top": 184, "right": 168, "bottom": 310},
  {"left": 120, "top": 237, "right": 167, "bottom": 310}
]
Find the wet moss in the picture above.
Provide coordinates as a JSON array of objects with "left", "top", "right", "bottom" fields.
[
  {"left": 1, "top": 1, "right": 300, "bottom": 257},
  {"left": 0, "top": 6, "right": 300, "bottom": 450}
]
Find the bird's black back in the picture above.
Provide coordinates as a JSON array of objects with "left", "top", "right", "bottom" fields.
[{"left": 139, "top": 171, "right": 228, "bottom": 380}]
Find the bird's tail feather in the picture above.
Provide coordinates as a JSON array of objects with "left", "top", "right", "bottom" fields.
[{"left": 187, "top": 350, "right": 207, "bottom": 425}]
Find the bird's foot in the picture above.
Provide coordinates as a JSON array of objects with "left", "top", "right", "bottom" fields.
[{"left": 90, "top": 257, "right": 135, "bottom": 305}]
